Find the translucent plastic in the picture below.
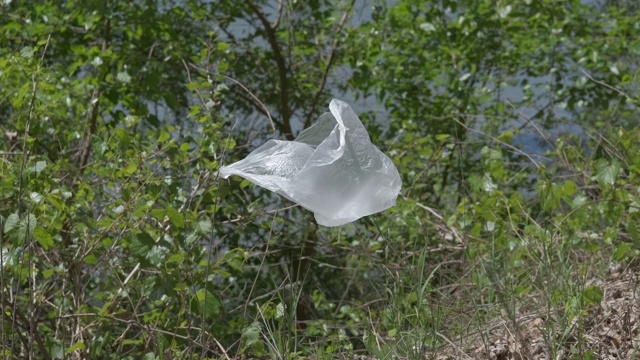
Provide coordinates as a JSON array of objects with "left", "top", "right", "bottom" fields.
[{"left": 219, "top": 99, "right": 402, "bottom": 226}]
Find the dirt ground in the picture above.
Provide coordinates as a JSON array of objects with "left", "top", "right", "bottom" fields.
[{"left": 430, "top": 267, "right": 640, "bottom": 359}]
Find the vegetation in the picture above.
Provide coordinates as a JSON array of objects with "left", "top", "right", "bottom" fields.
[{"left": 1, "top": 0, "right": 639, "bottom": 358}]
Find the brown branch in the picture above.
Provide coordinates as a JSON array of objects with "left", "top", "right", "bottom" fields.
[
  {"left": 224, "top": 75, "right": 276, "bottom": 132},
  {"left": 77, "top": 90, "right": 100, "bottom": 171},
  {"left": 76, "top": 18, "right": 109, "bottom": 171},
  {"left": 3, "top": 298, "right": 52, "bottom": 360},
  {"left": 231, "top": 85, "right": 283, "bottom": 129},
  {"left": 186, "top": 62, "right": 279, "bottom": 131},
  {"left": 581, "top": 68, "right": 632, "bottom": 100},
  {"left": 182, "top": 59, "right": 206, "bottom": 106},
  {"left": 451, "top": 116, "right": 542, "bottom": 169},
  {"left": 304, "top": 0, "right": 356, "bottom": 129},
  {"left": 244, "top": 0, "right": 293, "bottom": 139},
  {"left": 271, "top": 0, "right": 285, "bottom": 29}
]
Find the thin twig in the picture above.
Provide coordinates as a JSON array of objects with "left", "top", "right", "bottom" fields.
[
  {"left": 304, "top": 0, "right": 356, "bottom": 128},
  {"left": 245, "top": 0, "right": 293, "bottom": 138},
  {"left": 182, "top": 59, "right": 206, "bottom": 106},
  {"left": 223, "top": 75, "right": 276, "bottom": 132},
  {"left": 451, "top": 116, "right": 542, "bottom": 169},
  {"left": 505, "top": 99, "right": 555, "bottom": 152},
  {"left": 77, "top": 17, "right": 109, "bottom": 171},
  {"left": 271, "top": 0, "right": 285, "bottom": 29},
  {"left": 415, "top": 201, "right": 443, "bottom": 220},
  {"left": 187, "top": 62, "right": 277, "bottom": 132},
  {"left": 580, "top": 69, "right": 631, "bottom": 99},
  {"left": 245, "top": 211, "right": 279, "bottom": 315},
  {"left": 436, "top": 331, "right": 473, "bottom": 359}
]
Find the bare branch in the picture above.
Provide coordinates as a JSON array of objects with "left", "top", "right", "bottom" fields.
[
  {"left": 245, "top": 0, "right": 293, "bottom": 139},
  {"left": 2, "top": 298, "right": 51, "bottom": 360},
  {"left": 77, "top": 17, "right": 110, "bottom": 172},
  {"left": 224, "top": 75, "right": 276, "bottom": 132},
  {"left": 581, "top": 68, "right": 633, "bottom": 100},
  {"left": 271, "top": 0, "right": 285, "bottom": 29},
  {"left": 451, "top": 116, "right": 543, "bottom": 169},
  {"left": 304, "top": 0, "right": 356, "bottom": 128},
  {"left": 187, "top": 62, "right": 278, "bottom": 132}
]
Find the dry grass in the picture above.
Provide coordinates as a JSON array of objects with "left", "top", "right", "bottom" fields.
[{"left": 424, "top": 265, "right": 640, "bottom": 359}]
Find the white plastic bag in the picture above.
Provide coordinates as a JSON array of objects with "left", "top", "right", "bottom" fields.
[{"left": 220, "top": 99, "right": 401, "bottom": 226}]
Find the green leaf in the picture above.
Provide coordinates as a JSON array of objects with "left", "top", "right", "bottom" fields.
[
  {"left": 166, "top": 207, "right": 184, "bottom": 228},
  {"left": 124, "top": 162, "right": 137, "bottom": 175},
  {"left": 241, "top": 321, "right": 263, "bottom": 349},
  {"left": 3, "top": 213, "right": 19, "bottom": 234},
  {"left": 595, "top": 159, "right": 621, "bottom": 186},
  {"left": 419, "top": 22, "right": 435, "bottom": 32},
  {"left": 196, "top": 289, "right": 221, "bottom": 318},
  {"left": 582, "top": 285, "right": 603, "bottom": 306},
  {"left": 198, "top": 219, "right": 212, "bottom": 234},
  {"left": 158, "top": 130, "right": 171, "bottom": 143},
  {"left": 20, "top": 46, "right": 34, "bottom": 59},
  {"left": 275, "top": 302, "right": 285, "bottom": 319},
  {"left": 166, "top": 253, "right": 184, "bottom": 263},
  {"left": 17, "top": 214, "right": 37, "bottom": 241},
  {"left": 218, "top": 59, "right": 228, "bottom": 72},
  {"left": 65, "top": 342, "right": 85, "bottom": 354},
  {"left": 240, "top": 179, "right": 251, "bottom": 189},
  {"left": 83, "top": 254, "right": 99, "bottom": 265},
  {"left": 583, "top": 350, "right": 597, "bottom": 360},
  {"left": 33, "top": 226, "right": 53, "bottom": 250},
  {"left": 131, "top": 232, "right": 155, "bottom": 259},
  {"left": 130, "top": 241, "right": 152, "bottom": 259},
  {"left": 33, "top": 160, "right": 47, "bottom": 173},
  {"left": 498, "top": 5, "right": 512, "bottom": 18},
  {"left": 150, "top": 209, "right": 166, "bottom": 221},
  {"left": 136, "top": 232, "right": 155, "bottom": 245},
  {"left": 363, "top": 330, "right": 393, "bottom": 359},
  {"left": 42, "top": 268, "right": 55, "bottom": 279},
  {"left": 216, "top": 42, "right": 230, "bottom": 51},
  {"left": 220, "top": 138, "right": 235, "bottom": 150},
  {"left": 613, "top": 243, "right": 631, "bottom": 262},
  {"left": 221, "top": 249, "right": 246, "bottom": 272},
  {"left": 122, "top": 339, "right": 142, "bottom": 346},
  {"left": 116, "top": 71, "right": 131, "bottom": 83},
  {"left": 562, "top": 180, "right": 577, "bottom": 196},
  {"left": 482, "top": 173, "right": 496, "bottom": 193},
  {"left": 498, "top": 130, "right": 514, "bottom": 144}
]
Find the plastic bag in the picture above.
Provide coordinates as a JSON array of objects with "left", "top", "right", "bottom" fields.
[{"left": 219, "top": 99, "right": 401, "bottom": 226}]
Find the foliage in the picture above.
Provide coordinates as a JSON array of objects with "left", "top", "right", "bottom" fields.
[{"left": 1, "top": 0, "right": 639, "bottom": 358}]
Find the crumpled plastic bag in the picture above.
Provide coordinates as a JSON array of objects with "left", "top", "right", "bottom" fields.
[{"left": 219, "top": 99, "right": 401, "bottom": 226}]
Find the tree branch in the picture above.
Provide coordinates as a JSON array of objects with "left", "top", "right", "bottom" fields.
[
  {"left": 77, "top": 17, "right": 110, "bottom": 171},
  {"left": 224, "top": 75, "right": 276, "bottom": 132},
  {"left": 304, "top": 0, "right": 356, "bottom": 129},
  {"left": 3, "top": 298, "right": 51, "bottom": 360},
  {"left": 271, "top": 0, "right": 285, "bottom": 29},
  {"left": 244, "top": 0, "right": 293, "bottom": 139}
]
